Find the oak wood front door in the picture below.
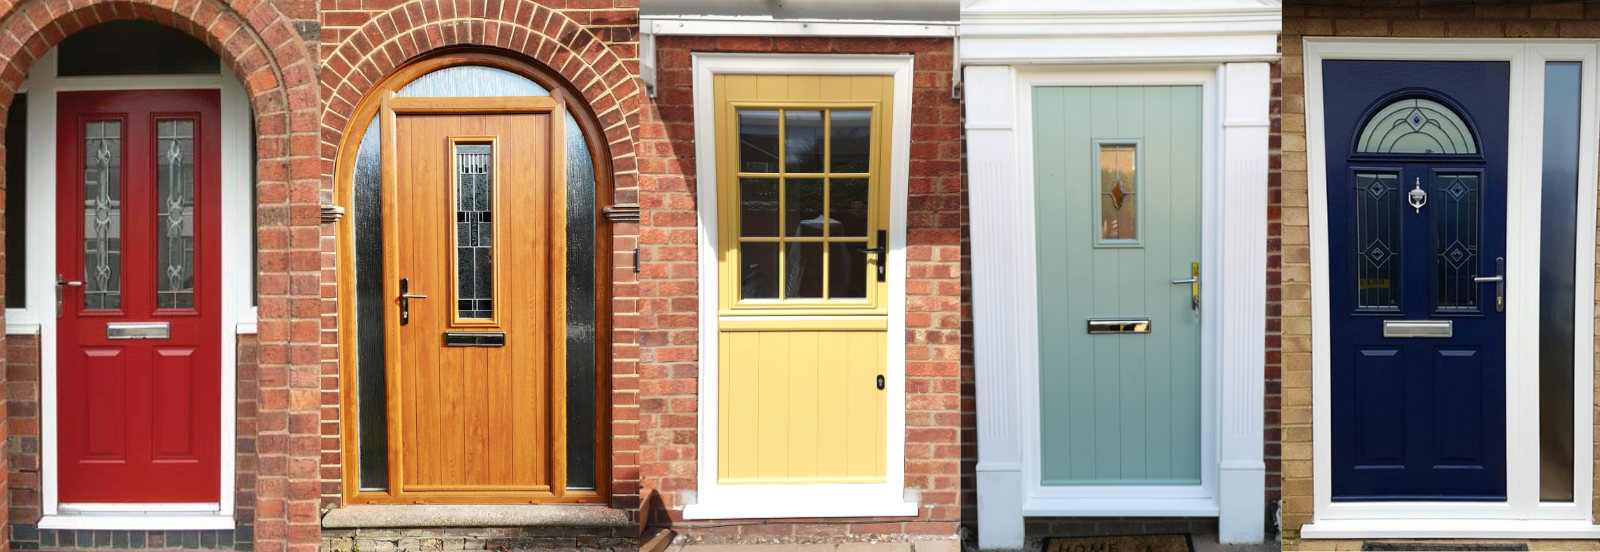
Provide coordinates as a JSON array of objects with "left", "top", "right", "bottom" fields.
[
  {"left": 57, "top": 89, "right": 222, "bottom": 503},
  {"left": 379, "top": 96, "right": 569, "bottom": 502}
]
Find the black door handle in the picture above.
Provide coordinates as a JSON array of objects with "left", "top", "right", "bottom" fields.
[
  {"left": 400, "top": 278, "right": 427, "bottom": 326},
  {"left": 859, "top": 230, "right": 887, "bottom": 282}
]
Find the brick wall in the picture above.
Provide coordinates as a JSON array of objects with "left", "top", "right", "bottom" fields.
[
  {"left": 1279, "top": 0, "right": 1600, "bottom": 544},
  {"left": 0, "top": 0, "right": 320, "bottom": 550},
  {"left": 635, "top": 35, "right": 966, "bottom": 540},
  {"left": 317, "top": 0, "right": 644, "bottom": 519}
]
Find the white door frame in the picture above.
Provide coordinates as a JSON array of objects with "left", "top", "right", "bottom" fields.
[
  {"left": 11, "top": 49, "right": 255, "bottom": 531},
  {"left": 1302, "top": 38, "right": 1600, "bottom": 539},
  {"left": 966, "top": 62, "right": 1269, "bottom": 548},
  {"left": 683, "top": 53, "right": 919, "bottom": 520}
]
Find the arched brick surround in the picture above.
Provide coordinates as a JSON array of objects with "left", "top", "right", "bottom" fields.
[
  {"left": 318, "top": 0, "right": 644, "bottom": 516},
  {"left": 0, "top": 0, "right": 322, "bottom": 550}
]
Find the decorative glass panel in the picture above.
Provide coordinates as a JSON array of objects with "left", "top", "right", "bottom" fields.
[
  {"left": 830, "top": 110, "right": 871, "bottom": 173},
  {"left": 739, "top": 178, "right": 779, "bottom": 237},
  {"left": 1356, "top": 98, "right": 1478, "bottom": 154},
  {"left": 1355, "top": 172, "right": 1400, "bottom": 309},
  {"left": 83, "top": 120, "right": 122, "bottom": 310},
  {"left": 784, "top": 110, "right": 825, "bottom": 173},
  {"left": 1098, "top": 144, "right": 1136, "bottom": 241},
  {"left": 455, "top": 144, "right": 493, "bottom": 319},
  {"left": 1435, "top": 173, "right": 1480, "bottom": 309},
  {"left": 156, "top": 119, "right": 196, "bottom": 309},
  {"left": 738, "top": 110, "right": 779, "bottom": 173}
]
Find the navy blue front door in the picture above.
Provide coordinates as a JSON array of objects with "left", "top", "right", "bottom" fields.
[{"left": 1325, "top": 61, "right": 1509, "bottom": 501}]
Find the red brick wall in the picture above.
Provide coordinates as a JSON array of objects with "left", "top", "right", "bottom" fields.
[
  {"left": 0, "top": 0, "right": 320, "bottom": 550},
  {"left": 636, "top": 36, "right": 966, "bottom": 539},
  {"left": 317, "top": 0, "right": 644, "bottom": 515}
]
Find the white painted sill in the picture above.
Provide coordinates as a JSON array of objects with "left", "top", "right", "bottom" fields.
[
  {"left": 683, "top": 498, "right": 920, "bottom": 520},
  {"left": 39, "top": 514, "right": 234, "bottom": 531},
  {"left": 1301, "top": 519, "right": 1600, "bottom": 539}
]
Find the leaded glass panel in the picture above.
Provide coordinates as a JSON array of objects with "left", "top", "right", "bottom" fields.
[
  {"left": 1356, "top": 172, "right": 1400, "bottom": 309},
  {"left": 1356, "top": 98, "right": 1478, "bottom": 155},
  {"left": 1098, "top": 144, "right": 1136, "bottom": 241},
  {"left": 1435, "top": 173, "right": 1480, "bottom": 309},
  {"left": 455, "top": 144, "right": 494, "bottom": 319},
  {"left": 83, "top": 120, "right": 122, "bottom": 310},
  {"left": 156, "top": 119, "right": 196, "bottom": 309}
]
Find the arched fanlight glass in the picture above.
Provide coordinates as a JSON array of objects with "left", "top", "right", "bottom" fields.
[{"left": 1355, "top": 97, "right": 1478, "bottom": 155}]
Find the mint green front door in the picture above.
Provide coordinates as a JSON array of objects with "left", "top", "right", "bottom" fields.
[{"left": 1034, "top": 86, "right": 1203, "bottom": 486}]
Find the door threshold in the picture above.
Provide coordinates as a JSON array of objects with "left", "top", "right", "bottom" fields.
[
  {"left": 1302, "top": 519, "right": 1600, "bottom": 539},
  {"left": 40, "top": 513, "right": 233, "bottom": 531},
  {"left": 1022, "top": 496, "right": 1219, "bottom": 517}
]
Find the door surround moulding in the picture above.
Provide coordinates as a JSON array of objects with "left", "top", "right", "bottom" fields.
[
  {"left": 685, "top": 52, "right": 918, "bottom": 520},
  {"left": 966, "top": 62, "right": 1269, "bottom": 549},
  {"left": 1301, "top": 37, "right": 1600, "bottom": 538},
  {"left": 17, "top": 48, "right": 252, "bottom": 531}
]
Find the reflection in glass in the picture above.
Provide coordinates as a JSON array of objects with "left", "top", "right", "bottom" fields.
[
  {"left": 1356, "top": 173, "right": 1400, "bottom": 309},
  {"left": 739, "top": 110, "right": 779, "bottom": 173},
  {"left": 785, "top": 110, "right": 825, "bottom": 173},
  {"left": 739, "top": 178, "right": 779, "bottom": 237},
  {"left": 786, "top": 242, "right": 824, "bottom": 299},
  {"left": 83, "top": 120, "right": 121, "bottom": 310},
  {"left": 1099, "top": 144, "right": 1136, "bottom": 241},
  {"left": 786, "top": 178, "right": 825, "bottom": 237},
  {"left": 830, "top": 110, "right": 871, "bottom": 173},
  {"left": 1541, "top": 61, "right": 1580, "bottom": 503},
  {"left": 156, "top": 120, "right": 196, "bottom": 309},
  {"left": 830, "top": 178, "right": 869, "bottom": 237},
  {"left": 831, "top": 241, "right": 867, "bottom": 299},
  {"left": 1434, "top": 174, "right": 1479, "bottom": 310},
  {"left": 740, "top": 242, "right": 780, "bottom": 299},
  {"left": 455, "top": 144, "right": 494, "bottom": 319}
]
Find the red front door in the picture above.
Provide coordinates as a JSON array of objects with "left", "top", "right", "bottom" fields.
[{"left": 56, "top": 90, "right": 221, "bottom": 503}]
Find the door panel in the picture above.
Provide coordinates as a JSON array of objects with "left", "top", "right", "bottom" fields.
[
  {"left": 1033, "top": 86, "right": 1204, "bottom": 486},
  {"left": 713, "top": 74, "right": 893, "bottom": 485},
  {"left": 1324, "top": 60, "right": 1509, "bottom": 501},
  {"left": 381, "top": 98, "right": 567, "bottom": 502},
  {"left": 57, "top": 90, "right": 221, "bottom": 503}
]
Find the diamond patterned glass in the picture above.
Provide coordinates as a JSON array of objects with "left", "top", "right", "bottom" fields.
[
  {"left": 1435, "top": 173, "right": 1480, "bottom": 309},
  {"left": 83, "top": 120, "right": 121, "bottom": 310},
  {"left": 156, "top": 119, "right": 195, "bottom": 309},
  {"left": 1099, "top": 144, "right": 1136, "bottom": 241},
  {"left": 1356, "top": 172, "right": 1400, "bottom": 309},
  {"left": 455, "top": 144, "right": 494, "bottom": 319}
]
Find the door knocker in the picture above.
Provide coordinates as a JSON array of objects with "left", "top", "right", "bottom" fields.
[{"left": 1408, "top": 177, "right": 1428, "bottom": 214}]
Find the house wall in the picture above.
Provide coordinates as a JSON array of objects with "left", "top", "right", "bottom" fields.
[
  {"left": 1279, "top": 2, "right": 1600, "bottom": 547},
  {"left": 0, "top": 0, "right": 321, "bottom": 550},
  {"left": 634, "top": 35, "right": 967, "bottom": 541}
]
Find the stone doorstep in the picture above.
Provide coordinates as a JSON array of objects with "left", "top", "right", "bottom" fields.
[
  {"left": 668, "top": 539, "right": 962, "bottom": 552},
  {"left": 321, "top": 504, "right": 632, "bottom": 529}
]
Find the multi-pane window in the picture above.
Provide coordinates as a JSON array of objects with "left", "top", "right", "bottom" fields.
[{"left": 735, "top": 108, "right": 874, "bottom": 302}]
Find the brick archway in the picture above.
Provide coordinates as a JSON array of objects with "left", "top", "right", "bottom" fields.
[
  {"left": 0, "top": 1, "right": 322, "bottom": 551},
  {"left": 320, "top": 2, "right": 643, "bottom": 191}
]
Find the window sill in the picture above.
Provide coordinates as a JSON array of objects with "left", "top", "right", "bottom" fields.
[{"left": 320, "top": 504, "right": 631, "bottom": 529}]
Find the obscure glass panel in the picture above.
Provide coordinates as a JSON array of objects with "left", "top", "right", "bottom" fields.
[
  {"left": 738, "top": 110, "right": 780, "bottom": 173},
  {"left": 5, "top": 94, "right": 25, "bottom": 309},
  {"left": 1356, "top": 98, "right": 1477, "bottom": 154},
  {"left": 830, "top": 178, "right": 870, "bottom": 237},
  {"left": 156, "top": 120, "right": 196, "bottom": 309},
  {"left": 831, "top": 241, "right": 868, "bottom": 299},
  {"left": 1540, "top": 61, "right": 1580, "bottom": 503},
  {"left": 563, "top": 114, "right": 598, "bottom": 490},
  {"left": 830, "top": 110, "right": 871, "bottom": 173},
  {"left": 1434, "top": 174, "right": 1480, "bottom": 309},
  {"left": 784, "top": 110, "right": 825, "bottom": 173},
  {"left": 739, "top": 178, "right": 779, "bottom": 237},
  {"left": 1098, "top": 144, "right": 1136, "bottom": 241},
  {"left": 1355, "top": 172, "right": 1400, "bottom": 309},
  {"left": 786, "top": 242, "right": 824, "bottom": 299},
  {"left": 785, "top": 178, "right": 825, "bottom": 237},
  {"left": 83, "top": 121, "right": 121, "bottom": 310},
  {"left": 740, "top": 242, "right": 780, "bottom": 299},
  {"left": 353, "top": 117, "right": 388, "bottom": 491},
  {"left": 455, "top": 144, "right": 494, "bottom": 320},
  {"left": 59, "top": 21, "right": 221, "bottom": 77}
]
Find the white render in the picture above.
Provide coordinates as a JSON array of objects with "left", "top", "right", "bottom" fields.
[{"left": 962, "top": 0, "right": 1278, "bottom": 549}]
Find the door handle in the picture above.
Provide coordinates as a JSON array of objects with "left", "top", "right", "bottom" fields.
[
  {"left": 1171, "top": 261, "right": 1199, "bottom": 320},
  {"left": 1474, "top": 256, "right": 1505, "bottom": 312},
  {"left": 399, "top": 278, "right": 427, "bottom": 326},
  {"left": 56, "top": 275, "right": 83, "bottom": 318},
  {"left": 859, "top": 230, "right": 887, "bottom": 282}
]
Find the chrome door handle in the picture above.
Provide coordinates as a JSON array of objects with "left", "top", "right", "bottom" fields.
[
  {"left": 399, "top": 278, "right": 427, "bottom": 326},
  {"left": 1172, "top": 261, "right": 1199, "bottom": 320},
  {"left": 1474, "top": 257, "right": 1505, "bottom": 312},
  {"left": 56, "top": 275, "right": 83, "bottom": 318}
]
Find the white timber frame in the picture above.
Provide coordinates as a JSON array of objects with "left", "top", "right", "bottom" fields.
[
  {"left": 684, "top": 53, "right": 919, "bottom": 520},
  {"left": 1302, "top": 38, "right": 1600, "bottom": 539},
  {"left": 962, "top": 1, "right": 1278, "bottom": 548},
  {"left": 13, "top": 48, "right": 254, "bottom": 531}
]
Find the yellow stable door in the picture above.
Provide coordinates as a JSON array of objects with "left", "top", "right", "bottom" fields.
[{"left": 714, "top": 74, "right": 893, "bottom": 484}]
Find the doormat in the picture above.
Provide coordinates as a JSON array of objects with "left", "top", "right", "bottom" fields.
[
  {"left": 1361, "top": 543, "right": 1529, "bottom": 551},
  {"left": 1043, "top": 534, "right": 1192, "bottom": 552}
]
